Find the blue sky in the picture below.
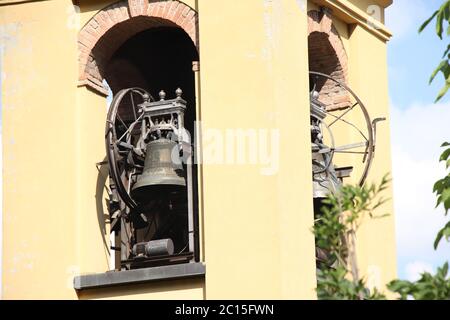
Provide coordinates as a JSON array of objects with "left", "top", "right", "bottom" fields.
[
  {"left": 387, "top": 0, "right": 448, "bottom": 108},
  {"left": 386, "top": 0, "right": 450, "bottom": 280}
]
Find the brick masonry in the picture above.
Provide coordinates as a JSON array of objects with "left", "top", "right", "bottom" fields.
[
  {"left": 78, "top": 0, "right": 198, "bottom": 94},
  {"left": 307, "top": 9, "right": 350, "bottom": 111}
]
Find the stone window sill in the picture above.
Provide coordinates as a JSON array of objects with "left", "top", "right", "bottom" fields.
[{"left": 73, "top": 263, "right": 205, "bottom": 291}]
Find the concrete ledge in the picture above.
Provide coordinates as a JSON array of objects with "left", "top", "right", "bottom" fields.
[
  {"left": 74, "top": 263, "right": 206, "bottom": 291},
  {"left": 312, "top": 0, "right": 393, "bottom": 41}
]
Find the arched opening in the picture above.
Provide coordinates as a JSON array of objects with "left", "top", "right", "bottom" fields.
[
  {"left": 308, "top": 31, "right": 349, "bottom": 111},
  {"left": 103, "top": 25, "right": 198, "bottom": 136},
  {"left": 79, "top": 3, "right": 201, "bottom": 269},
  {"left": 103, "top": 25, "right": 199, "bottom": 262},
  {"left": 77, "top": 0, "right": 198, "bottom": 94},
  {"left": 307, "top": 9, "right": 349, "bottom": 111}
]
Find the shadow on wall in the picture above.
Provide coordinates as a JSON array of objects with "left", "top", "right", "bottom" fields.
[{"left": 95, "top": 157, "right": 110, "bottom": 262}]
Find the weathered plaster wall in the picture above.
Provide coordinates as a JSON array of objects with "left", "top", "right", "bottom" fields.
[
  {"left": 1, "top": 0, "right": 80, "bottom": 299},
  {"left": 197, "top": 0, "right": 317, "bottom": 299},
  {"left": 347, "top": 24, "right": 397, "bottom": 292}
]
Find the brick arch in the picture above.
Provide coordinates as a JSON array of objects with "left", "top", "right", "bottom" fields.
[
  {"left": 307, "top": 9, "right": 349, "bottom": 110},
  {"left": 307, "top": 9, "right": 348, "bottom": 82},
  {"left": 78, "top": 0, "right": 198, "bottom": 95}
]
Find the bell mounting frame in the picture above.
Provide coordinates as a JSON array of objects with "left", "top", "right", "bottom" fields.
[
  {"left": 310, "top": 71, "right": 378, "bottom": 187},
  {"left": 105, "top": 87, "right": 155, "bottom": 212}
]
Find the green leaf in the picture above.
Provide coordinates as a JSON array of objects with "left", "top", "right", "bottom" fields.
[
  {"left": 387, "top": 280, "right": 408, "bottom": 292},
  {"left": 429, "top": 60, "right": 448, "bottom": 84},
  {"left": 435, "top": 81, "right": 450, "bottom": 103},
  {"left": 444, "top": 44, "right": 450, "bottom": 58},
  {"left": 419, "top": 10, "right": 438, "bottom": 33},
  {"left": 444, "top": 226, "right": 450, "bottom": 238},
  {"left": 445, "top": 4, "right": 450, "bottom": 21},
  {"left": 434, "top": 221, "right": 450, "bottom": 249},
  {"left": 434, "top": 228, "right": 444, "bottom": 250},
  {"left": 442, "top": 262, "right": 449, "bottom": 277},
  {"left": 436, "top": 195, "right": 443, "bottom": 208},
  {"left": 441, "top": 188, "right": 450, "bottom": 203},
  {"left": 440, "top": 148, "right": 450, "bottom": 162},
  {"left": 442, "top": 142, "right": 450, "bottom": 147},
  {"left": 434, "top": 179, "right": 444, "bottom": 193},
  {"left": 444, "top": 193, "right": 450, "bottom": 213},
  {"left": 436, "top": 9, "right": 444, "bottom": 39},
  {"left": 420, "top": 1, "right": 450, "bottom": 101}
]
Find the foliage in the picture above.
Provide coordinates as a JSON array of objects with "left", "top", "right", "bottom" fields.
[
  {"left": 387, "top": 143, "right": 450, "bottom": 300},
  {"left": 317, "top": 267, "right": 386, "bottom": 300},
  {"left": 314, "top": 174, "right": 390, "bottom": 265},
  {"left": 388, "top": 263, "right": 450, "bottom": 300},
  {"left": 433, "top": 142, "right": 450, "bottom": 249},
  {"left": 313, "top": 175, "right": 390, "bottom": 300},
  {"left": 386, "top": 3, "right": 450, "bottom": 301},
  {"left": 418, "top": 0, "right": 450, "bottom": 102}
]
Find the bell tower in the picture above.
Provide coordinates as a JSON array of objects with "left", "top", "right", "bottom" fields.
[{"left": 1, "top": 0, "right": 396, "bottom": 299}]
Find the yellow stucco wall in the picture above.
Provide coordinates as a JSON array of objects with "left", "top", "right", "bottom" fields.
[
  {"left": 198, "top": 0, "right": 316, "bottom": 299},
  {"left": 347, "top": 24, "right": 397, "bottom": 292},
  {"left": 1, "top": 0, "right": 79, "bottom": 299},
  {"left": 1, "top": 0, "right": 395, "bottom": 299}
]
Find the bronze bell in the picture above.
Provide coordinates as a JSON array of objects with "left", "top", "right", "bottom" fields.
[
  {"left": 131, "top": 138, "right": 186, "bottom": 202},
  {"left": 312, "top": 151, "right": 341, "bottom": 199}
]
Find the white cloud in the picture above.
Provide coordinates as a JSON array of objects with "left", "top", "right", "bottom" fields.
[
  {"left": 405, "top": 261, "right": 434, "bottom": 281},
  {"left": 390, "top": 102, "right": 450, "bottom": 278},
  {"left": 391, "top": 102, "right": 450, "bottom": 162}
]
